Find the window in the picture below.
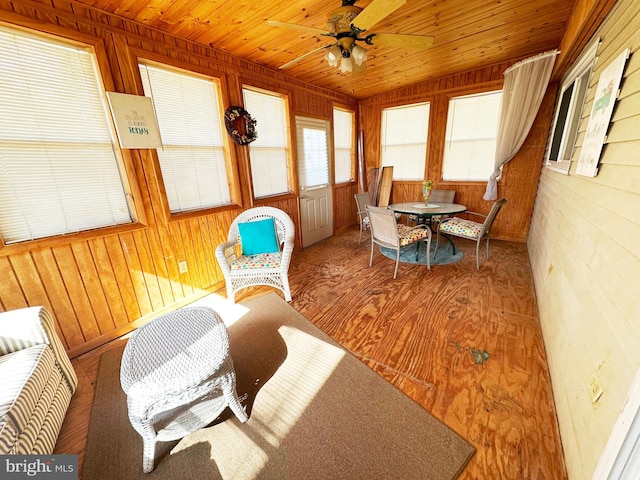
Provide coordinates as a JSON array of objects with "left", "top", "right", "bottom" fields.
[
  {"left": 546, "top": 39, "right": 599, "bottom": 174},
  {"left": 0, "top": 26, "right": 134, "bottom": 245},
  {"left": 242, "top": 87, "right": 291, "bottom": 198},
  {"left": 333, "top": 107, "right": 356, "bottom": 184},
  {"left": 442, "top": 90, "right": 502, "bottom": 181},
  {"left": 381, "top": 102, "right": 430, "bottom": 180},
  {"left": 139, "top": 62, "right": 231, "bottom": 213}
]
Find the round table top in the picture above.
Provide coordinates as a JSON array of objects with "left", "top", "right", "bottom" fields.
[
  {"left": 121, "top": 306, "right": 229, "bottom": 396},
  {"left": 389, "top": 202, "right": 467, "bottom": 217}
]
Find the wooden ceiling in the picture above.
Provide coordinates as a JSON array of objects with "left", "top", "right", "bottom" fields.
[{"left": 78, "top": 0, "right": 577, "bottom": 99}]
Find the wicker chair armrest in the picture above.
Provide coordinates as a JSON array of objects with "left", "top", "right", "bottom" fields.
[
  {"left": 215, "top": 240, "right": 240, "bottom": 272},
  {"left": 278, "top": 226, "right": 295, "bottom": 272}
]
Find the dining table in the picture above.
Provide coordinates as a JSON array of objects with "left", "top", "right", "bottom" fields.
[{"left": 388, "top": 202, "right": 467, "bottom": 255}]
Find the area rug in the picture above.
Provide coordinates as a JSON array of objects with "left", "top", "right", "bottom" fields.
[
  {"left": 381, "top": 239, "right": 463, "bottom": 265},
  {"left": 83, "top": 293, "right": 475, "bottom": 480}
]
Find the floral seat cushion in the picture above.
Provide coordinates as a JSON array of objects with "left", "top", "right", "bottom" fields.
[
  {"left": 439, "top": 217, "right": 483, "bottom": 238},
  {"left": 230, "top": 252, "right": 282, "bottom": 270},
  {"left": 397, "top": 225, "right": 430, "bottom": 246}
]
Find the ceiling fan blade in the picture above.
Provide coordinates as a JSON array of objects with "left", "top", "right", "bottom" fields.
[
  {"left": 266, "top": 20, "right": 329, "bottom": 36},
  {"left": 369, "top": 33, "right": 435, "bottom": 48},
  {"left": 279, "top": 45, "right": 331, "bottom": 69},
  {"left": 352, "top": 0, "right": 406, "bottom": 32}
]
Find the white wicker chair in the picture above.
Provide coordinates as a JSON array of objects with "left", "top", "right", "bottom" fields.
[{"left": 215, "top": 207, "right": 295, "bottom": 303}]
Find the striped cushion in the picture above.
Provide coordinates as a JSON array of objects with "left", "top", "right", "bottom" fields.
[
  {"left": 230, "top": 252, "right": 282, "bottom": 270},
  {"left": 439, "top": 217, "right": 483, "bottom": 238},
  {"left": 0, "top": 307, "right": 77, "bottom": 393},
  {"left": 20, "top": 380, "right": 72, "bottom": 455},
  {"left": 0, "top": 345, "right": 59, "bottom": 454},
  {"left": 0, "top": 420, "right": 18, "bottom": 454}
]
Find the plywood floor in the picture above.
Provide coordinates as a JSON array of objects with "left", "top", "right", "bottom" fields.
[{"left": 55, "top": 226, "right": 567, "bottom": 479}]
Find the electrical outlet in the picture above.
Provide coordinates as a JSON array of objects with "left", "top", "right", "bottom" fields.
[
  {"left": 178, "top": 260, "right": 188, "bottom": 274},
  {"left": 588, "top": 372, "right": 604, "bottom": 403}
]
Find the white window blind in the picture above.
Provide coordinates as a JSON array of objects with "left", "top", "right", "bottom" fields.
[
  {"left": 333, "top": 108, "right": 355, "bottom": 184},
  {"left": 296, "top": 116, "right": 330, "bottom": 188},
  {"left": 0, "top": 26, "right": 132, "bottom": 244},
  {"left": 139, "top": 63, "right": 231, "bottom": 213},
  {"left": 242, "top": 88, "right": 290, "bottom": 198},
  {"left": 381, "top": 102, "right": 430, "bottom": 180},
  {"left": 442, "top": 91, "right": 502, "bottom": 181}
]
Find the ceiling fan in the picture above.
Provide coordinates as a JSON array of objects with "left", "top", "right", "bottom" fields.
[{"left": 267, "top": 0, "right": 435, "bottom": 73}]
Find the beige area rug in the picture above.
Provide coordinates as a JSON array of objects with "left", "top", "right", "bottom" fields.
[{"left": 82, "top": 293, "right": 475, "bottom": 480}]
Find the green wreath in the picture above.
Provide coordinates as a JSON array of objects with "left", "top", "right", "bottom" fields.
[{"left": 224, "top": 106, "right": 258, "bottom": 145}]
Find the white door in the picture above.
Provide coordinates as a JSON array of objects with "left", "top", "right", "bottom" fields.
[{"left": 296, "top": 116, "right": 333, "bottom": 248}]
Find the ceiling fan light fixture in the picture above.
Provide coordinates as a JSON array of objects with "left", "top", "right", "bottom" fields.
[
  {"left": 339, "top": 55, "right": 354, "bottom": 73},
  {"left": 351, "top": 44, "right": 368, "bottom": 66},
  {"left": 325, "top": 45, "right": 342, "bottom": 67}
]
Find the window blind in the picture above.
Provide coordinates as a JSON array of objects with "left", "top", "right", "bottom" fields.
[
  {"left": 296, "top": 116, "right": 330, "bottom": 188},
  {"left": 333, "top": 108, "right": 354, "bottom": 184},
  {"left": 242, "top": 88, "right": 289, "bottom": 198},
  {"left": 381, "top": 102, "right": 430, "bottom": 180},
  {"left": 442, "top": 91, "right": 502, "bottom": 181},
  {"left": 0, "top": 26, "right": 132, "bottom": 244},
  {"left": 139, "top": 63, "right": 231, "bottom": 213}
]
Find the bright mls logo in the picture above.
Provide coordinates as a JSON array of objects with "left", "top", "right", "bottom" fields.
[{"left": 0, "top": 455, "right": 77, "bottom": 480}]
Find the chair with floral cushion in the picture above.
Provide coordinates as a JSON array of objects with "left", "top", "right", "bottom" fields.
[
  {"left": 436, "top": 198, "right": 507, "bottom": 269},
  {"left": 215, "top": 207, "right": 294, "bottom": 303},
  {"left": 365, "top": 205, "right": 432, "bottom": 279},
  {"left": 354, "top": 192, "right": 373, "bottom": 243}
]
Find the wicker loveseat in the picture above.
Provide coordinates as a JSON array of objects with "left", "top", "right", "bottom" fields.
[{"left": 0, "top": 306, "right": 77, "bottom": 454}]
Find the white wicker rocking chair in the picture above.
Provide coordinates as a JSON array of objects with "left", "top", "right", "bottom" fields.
[{"left": 215, "top": 207, "right": 295, "bottom": 303}]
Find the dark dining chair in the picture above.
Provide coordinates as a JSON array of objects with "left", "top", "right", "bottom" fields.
[{"left": 436, "top": 198, "right": 507, "bottom": 269}]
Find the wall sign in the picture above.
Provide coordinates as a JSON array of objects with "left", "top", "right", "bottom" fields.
[
  {"left": 106, "top": 92, "right": 163, "bottom": 149},
  {"left": 576, "top": 48, "right": 629, "bottom": 177}
]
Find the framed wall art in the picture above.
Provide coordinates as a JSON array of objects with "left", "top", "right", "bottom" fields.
[
  {"left": 106, "top": 92, "right": 163, "bottom": 149},
  {"left": 575, "top": 48, "right": 630, "bottom": 177}
]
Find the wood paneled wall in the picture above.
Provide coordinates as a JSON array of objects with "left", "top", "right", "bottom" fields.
[
  {"left": 0, "top": 0, "right": 356, "bottom": 357},
  {"left": 359, "top": 62, "right": 557, "bottom": 242},
  {"left": 529, "top": 0, "right": 640, "bottom": 477}
]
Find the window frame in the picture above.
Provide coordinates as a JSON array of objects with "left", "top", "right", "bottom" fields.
[
  {"left": 241, "top": 84, "right": 295, "bottom": 202},
  {"left": 441, "top": 89, "right": 503, "bottom": 183},
  {"left": 0, "top": 22, "right": 147, "bottom": 256},
  {"left": 137, "top": 57, "right": 240, "bottom": 220},
  {"left": 545, "top": 38, "right": 599, "bottom": 174},
  {"left": 332, "top": 105, "right": 357, "bottom": 185}
]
